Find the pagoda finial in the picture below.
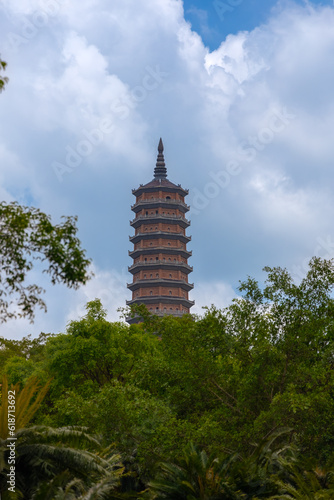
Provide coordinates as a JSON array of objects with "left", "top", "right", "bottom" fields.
[{"left": 154, "top": 137, "right": 167, "bottom": 179}]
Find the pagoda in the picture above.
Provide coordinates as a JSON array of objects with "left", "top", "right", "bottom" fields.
[{"left": 126, "top": 138, "right": 194, "bottom": 323}]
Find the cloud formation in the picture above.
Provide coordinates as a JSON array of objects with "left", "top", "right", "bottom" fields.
[{"left": 1, "top": 1, "right": 334, "bottom": 338}]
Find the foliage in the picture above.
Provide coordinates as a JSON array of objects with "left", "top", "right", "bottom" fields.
[
  {"left": 146, "top": 430, "right": 295, "bottom": 499},
  {"left": 0, "top": 425, "right": 124, "bottom": 499},
  {"left": 1, "top": 258, "right": 334, "bottom": 497},
  {"left": 0, "top": 58, "right": 8, "bottom": 93},
  {"left": 0, "top": 373, "right": 125, "bottom": 499},
  {"left": 0, "top": 201, "right": 92, "bottom": 322},
  {"left": 44, "top": 299, "right": 159, "bottom": 395},
  {"left": 0, "top": 374, "right": 51, "bottom": 439}
]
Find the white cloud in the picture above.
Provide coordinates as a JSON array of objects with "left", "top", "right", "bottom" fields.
[
  {"left": 1, "top": 1, "right": 334, "bottom": 337},
  {"left": 192, "top": 281, "right": 236, "bottom": 316},
  {"left": 64, "top": 264, "right": 129, "bottom": 324}
]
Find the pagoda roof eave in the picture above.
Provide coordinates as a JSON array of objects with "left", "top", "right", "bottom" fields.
[{"left": 132, "top": 179, "right": 188, "bottom": 196}]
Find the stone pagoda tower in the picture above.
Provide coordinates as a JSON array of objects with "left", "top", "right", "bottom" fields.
[{"left": 126, "top": 138, "right": 194, "bottom": 323}]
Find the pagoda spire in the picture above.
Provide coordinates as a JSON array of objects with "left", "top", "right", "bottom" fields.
[{"left": 154, "top": 138, "right": 167, "bottom": 179}]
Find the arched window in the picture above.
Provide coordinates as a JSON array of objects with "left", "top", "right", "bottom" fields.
[
  {"left": 169, "top": 291, "right": 172, "bottom": 295},
  {"left": 156, "top": 273, "right": 159, "bottom": 277},
  {"left": 169, "top": 274, "right": 172, "bottom": 278},
  {"left": 150, "top": 291, "right": 153, "bottom": 296},
  {"left": 166, "top": 196, "right": 171, "bottom": 200},
  {"left": 168, "top": 242, "right": 171, "bottom": 246},
  {"left": 150, "top": 274, "right": 153, "bottom": 278},
  {"left": 144, "top": 274, "right": 146, "bottom": 278}
]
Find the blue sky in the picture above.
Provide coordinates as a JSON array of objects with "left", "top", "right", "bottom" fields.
[
  {"left": 1, "top": 0, "right": 334, "bottom": 338},
  {"left": 183, "top": 0, "right": 334, "bottom": 49}
]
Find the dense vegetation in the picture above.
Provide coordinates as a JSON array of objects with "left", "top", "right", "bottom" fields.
[{"left": 1, "top": 257, "right": 334, "bottom": 498}]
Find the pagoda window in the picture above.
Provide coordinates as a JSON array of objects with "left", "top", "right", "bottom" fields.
[
  {"left": 169, "top": 291, "right": 172, "bottom": 295},
  {"left": 164, "top": 308, "right": 167, "bottom": 312},
  {"left": 168, "top": 243, "right": 171, "bottom": 246},
  {"left": 156, "top": 307, "right": 159, "bottom": 311},
  {"left": 156, "top": 210, "right": 158, "bottom": 214},
  {"left": 170, "top": 308, "right": 173, "bottom": 311},
  {"left": 168, "top": 258, "right": 171, "bottom": 261},
  {"left": 163, "top": 258, "right": 166, "bottom": 262},
  {"left": 166, "top": 196, "right": 171, "bottom": 200},
  {"left": 146, "top": 211, "right": 148, "bottom": 215},
  {"left": 156, "top": 257, "right": 159, "bottom": 260},
  {"left": 169, "top": 274, "right": 172, "bottom": 278},
  {"left": 150, "top": 274, "right": 153, "bottom": 278},
  {"left": 144, "top": 274, "right": 146, "bottom": 278},
  {"left": 150, "top": 291, "right": 153, "bottom": 296},
  {"left": 156, "top": 273, "right": 159, "bottom": 277},
  {"left": 144, "top": 258, "right": 147, "bottom": 262}
]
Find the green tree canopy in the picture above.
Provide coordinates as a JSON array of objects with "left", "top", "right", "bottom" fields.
[
  {"left": 0, "top": 202, "right": 91, "bottom": 322},
  {"left": 2, "top": 259, "right": 334, "bottom": 497}
]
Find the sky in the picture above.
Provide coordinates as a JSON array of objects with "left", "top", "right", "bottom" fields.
[{"left": 1, "top": 0, "right": 334, "bottom": 339}]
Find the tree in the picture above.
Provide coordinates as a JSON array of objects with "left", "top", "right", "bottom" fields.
[
  {"left": 147, "top": 442, "right": 242, "bottom": 500},
  {"left": 0, "top": 425, "right": 124, "bottom": 499},
  {"left": 45, "top": 299, "right": 158, "bottom": 392},
  {"left": 134, "top": 258, "right": 334, "bottom": 462},
  {"left": 0, "top": 202, "right": 91, "bottom": 322},
  {"left": 274, "top": 462, "right": 334, "bottom": 499},
  {"left": 0, "top": 374, "right": 124, "bottom": 499},
  {"left": 0, "top": 374, "right": 51, "bottom": 439},
  {"left": 0, "top": 57, "right": 8, "bottom": 93}
]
